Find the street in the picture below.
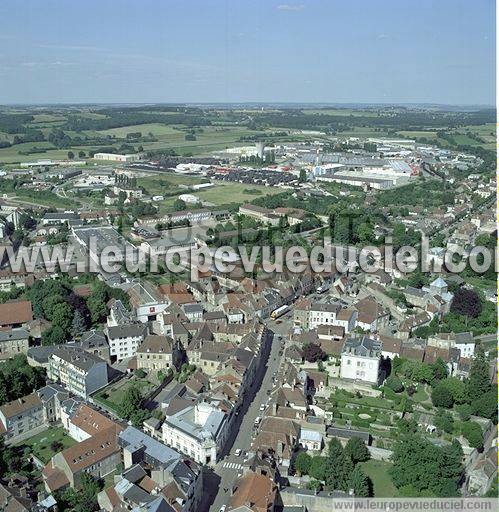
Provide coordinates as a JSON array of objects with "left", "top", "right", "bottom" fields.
[{"left": 205, "top": 313, "right": 293, "bottom": 512}]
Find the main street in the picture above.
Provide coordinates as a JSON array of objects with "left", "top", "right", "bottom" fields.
[{"left": 204, "top": 312, "right": 294, "bottom": 512}]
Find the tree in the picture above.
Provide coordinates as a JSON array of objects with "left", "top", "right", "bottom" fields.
[
  {"left": 173, "top": 199, "right": 186, "bottom": 211},
  {"left": 51, "top": 302, "right": 73, "bottom": 333},
  {"left": 455, "top": 403, "right": 472, "bottom": 421},
  {"left": 431, "top": 382, "right": 454, "bottom": 408},
  {"left": 117, "top": 385, "right": 148, "bottom": 425},
  {"left": 42, "top": 325, "right": 67, "bottom": 346},
  {"left": 471, "top": 389, "right": 497, "bottom": 421},
  {"left": 299, "top": 168, "right": 307, "bottom": 183},
  {"left": 385, "top": 375, "right": 404, "bottom": 393},
  {"left": 323, "top": 438, "right": 353, "bottom": 491},
  {"left": 67, "top": 151, "right": 75, "bottom": 160},
  {"left": 344, "top": 437, "right": 370, "bottom": 464},
  {"left": 435, "top": 408, "right": 454, "bottom": 434},
  {"left": 294, "top": 452, "right": 312, "bottom": 476},
  {"left": 466, "top": 346, "right": 491, "bottom": 401},
  {"left": 390, "top": 435, "right": 463, "bottom": 497},
  {"left": 87, "top": 294, "right": 107, "bottom": 324},
  {"left": 460, "top": 422, "right": 483, "bottom": 449},
  {"left": 78, "top": 150, "right": 86, "bottom": 158},
  {"left": 309, "top": 456, "right": 327, "bottom": 481},
  {"left": 302, "top": 343, "right": 326, "bottom": 363},
  {"left": 438, "top": 377, "right": 466, "bottom": 404},
  {"left": 71, "top": 309, "right": 87, "bottom": 338},
  {"left": 349, "top": 466, "right": 370, "bottom": 497},
  {"left": 450, "top": 288, "right": 482, "bottom": 319},
  {"left": 431, "top": 358, "right": 448, "bottom": 381}
]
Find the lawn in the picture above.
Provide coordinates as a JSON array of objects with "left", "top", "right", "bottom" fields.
[
  {"left": 361, "top": 459, "right": 397, "bottom": 497},
  {"left": 19, "top": 426, "right": 76, "bottom": 463},
  {"left": 93, "top": 375, "right": 156, "bottom": 414}
]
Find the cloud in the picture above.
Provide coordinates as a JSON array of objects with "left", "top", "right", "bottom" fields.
[
  {"left": 376, "top": 34, "right": 389, "bottom": 40},
  {"left": 277, "top": 4, "right": 305, "bottom": 11}
]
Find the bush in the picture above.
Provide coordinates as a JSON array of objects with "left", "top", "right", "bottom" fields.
[
  {"left": 385, "top": 375, "right": 404, "bottom": 393},
  {"left": 135, "top": 369, "right": 147, "bottom": 379}
]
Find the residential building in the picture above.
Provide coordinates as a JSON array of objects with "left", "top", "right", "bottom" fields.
[
  {"left": 227, "top": 471, "right": 278, "bottom": 512},
  {"left": 0, "top": 328, "right": 29, "bottom": 360},
  {"left": 308, "top": 303, "right": 341, "bottom": 330},
  {"left": 106, "top": 323, "right": 148, "bottom": 360},
  {"left": 42, "top": 424, "right": 122, "bottom": 492},
  {"left": 0, "top": 393, "right": 44, "bottom": 443},
  {"left": 427, "top": 332, "right": 476, "bottom": 359},
  {"left": 136, "top": 334, "right": 179, "bottom": 371},
  {"left": 340, "top": 336, "right": 382, "bottom": 384},
  {"left": 47, "top": 346, "right": 109, "bottom": 398}
]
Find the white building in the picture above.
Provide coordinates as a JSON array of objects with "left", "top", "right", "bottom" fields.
[
  {"left": 47, "top": 346, "right": 109, "bottom": 398},
  {"left": 105, "top": 323, "right": 148, "bottom": 360},
  {"left": 162, "top": 401, "right": 229, "bottom": 466},
  {"left": 340, "top": 336, "right": 381, "bottom": 384},
  {"left": 94, "top": 153, "right": 141, "bottom": 163},
  {"left": 308, "top": 303, "right": 341, "bottom": 330}
]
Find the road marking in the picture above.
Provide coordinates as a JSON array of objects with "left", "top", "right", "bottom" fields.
[{"left": 222, "top": 462, "right": 243, "bottom": 470}]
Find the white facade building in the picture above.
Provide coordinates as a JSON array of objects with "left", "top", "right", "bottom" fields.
[
  {"left": 105, "top": 323, "right": 148, "bottom": 360},
  {"left": 162, "top": 402, "right": 229, "bottom": 466},
  {"left": 340, "top": 336, "right": 382, "bottom": 384}
]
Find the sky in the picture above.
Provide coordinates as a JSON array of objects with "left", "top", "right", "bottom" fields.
[{"left": 0, "top": 0, "right": 495, "bottom": 105}]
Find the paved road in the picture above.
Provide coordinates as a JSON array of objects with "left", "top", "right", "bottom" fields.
[{"left": 206, "top": 317, "right": 292, "bottom": 512}]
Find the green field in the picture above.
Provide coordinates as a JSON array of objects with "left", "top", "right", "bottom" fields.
[
  {"left": 189, "top": 181, "right": 282, "bottom": 205},
  {"left": 19, "top": 426, "right": 76, "bottom": 463},
  {"left": 361, "top": 460, "right": 397, "bottom": 497},
  {"left": 397, "top": 130, "right": 438, "bottom": 139},
  {"left": 153, "top": 180, "right": 282, "bottom": 212}
]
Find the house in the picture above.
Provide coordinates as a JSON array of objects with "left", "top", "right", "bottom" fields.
[
  {"left": 227, "top": 471, "right": 278, "bottom": 512},
  {"left": 379, "top": 334, "right": 402, "bottom": 359},
  {"left": 354, "top": 296, "right": 389, "bottom": 332},
  {"left": 183, "top": 304, "right": 204, "bottom": 322},
  {"left": 253, "top": 417, "right": 300, "bottom": 475},
  {"left": 340, "top": 336, "right": 382, "bottom": 384},
  {"left": 325, "top": 426, "right": 371, "bottom": 445},
  {"left": 467, "top": 446, "right": 497, "bottom": 495},
  {"left": 334, "top": 308, "right": 357, "bottom": 333},
  {"left": 42, "top": 424, "right": 122, "bottom": 492},
  {"left": 299, "top": 429, "right": 323, "bottom": 451},
  {"left": 107, "top": 299, "right": 134, "bottom": 327},
  {"left": 0, "top": 393, "right": 44, "bottom": 443},
  {"left": 0, "top": 482, "right": 35, "bottom": 512},
  {"left": 161, "top": 401, "right": 229, "bottom": 465},
  {"left": 61, "top": 401, "right": 119, "bottom": 442},
  {"left": 136, "top": 335, "right": 179, "bottom": 371},
  {"left": 427, "top": 332, "right": 475, "bottom": 359},
  {"left": 47, "top": 346, "right": 109, "bottom": 398},
  {"left": 79, "top": 330, "right": 111, "bottom": 362},
  {"left": 106, "top": 323, "right": 148, "bottom": 360},
  {"left": 37, "top": 383, "right": 69, "bottom": 423},
  {"left": 0, "top": 300, "right": 33, "bottom": 328},
  {"left": 0, "top": 328, "right": 29, "bottom": 360},
  {"left": 308, "top": 303, "right": 341, "bottom": 330}
]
